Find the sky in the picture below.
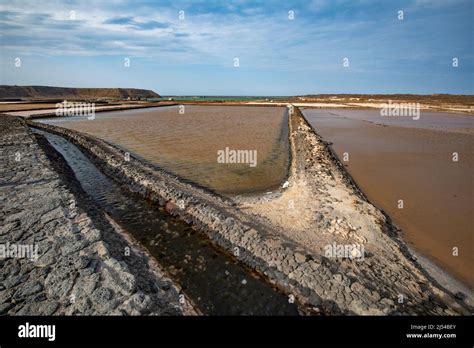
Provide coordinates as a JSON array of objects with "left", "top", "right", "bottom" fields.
[{"left": 0, "top": 0, "right": 473, "bottom": 95}]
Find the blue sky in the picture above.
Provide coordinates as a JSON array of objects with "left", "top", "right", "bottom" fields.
[{"left": 0, "top": 0, "right": 472, "bottom": 95}]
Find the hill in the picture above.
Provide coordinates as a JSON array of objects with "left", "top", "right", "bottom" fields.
[{"left": 0, "top": 85, "right": 160, "bottom": 100}]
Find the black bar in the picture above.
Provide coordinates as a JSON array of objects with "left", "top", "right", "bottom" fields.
[{"left": 0, "top": 316, "right": 472, "bottom": 346}]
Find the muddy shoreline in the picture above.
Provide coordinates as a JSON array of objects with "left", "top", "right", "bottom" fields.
[
  {"left": 302, "top": 108, "right": 473, "bottom": 293},
  {"left": 298, "top": 109, "right": 473, "bottom": 306}
]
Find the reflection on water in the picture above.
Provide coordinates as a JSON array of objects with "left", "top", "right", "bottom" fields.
[
  {"left": 38, "top": 129, "right": 299, "bottom": 315},
  {"left": 303, "top": 109, "right": 474, "bottom": 288},
  {"left": 41, "top": 105, "right": 289, "bottom": 195}
]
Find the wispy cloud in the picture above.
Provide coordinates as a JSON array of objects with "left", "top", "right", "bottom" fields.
[
  {"left": 1, "top": 0, "right": 472, "bottom": 94},
  {"left": 103, "top": 16, "right": 169, "bottom": 30}
]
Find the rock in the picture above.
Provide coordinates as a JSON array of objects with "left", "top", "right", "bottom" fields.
[
  {"left": 84, "top": 228, "right": 101, "bottom": 243},
  {"left": 120, "top": 293, "right": 152, "bottom": 315},
  {"left": 103, "top": 259, "right": 137, "bottom": 294},
  {"left": 0, "top": 302, "right": 14, "bottom": 314},
  {"left": 315, "top": 212, "right": 324, "bottom": 222},
  {"left": 91, "top": 287, "right": 114, "bottom": 306},
  {"left": 294, "top": 252, "right": 306, "bottom": 263},
  {"left": 77, "top": 255, "right": 91, "bottom": 269},
  {"left": 349, "top": 299, "right": 369, "bottom": 314},
  {"left": 13, "top": 281, "right": 43, "bottom": 300},
  {"left": 369, "top": 291, "right": 381, "bottom": 302},
  {"left": 350, "top": 281, "right": 365, "bottom": 293},
  {"left": 71, "top": 274, "right": 99, "bottom": 300},
  {"left": 3, "top": 274, "right": 29, "bottom": 289},
  {"left": 61, "top": 239, "right": 90, "bottom": 256},
  {"left": 44, "top": 266, "right": 77, "bottom": 299},
  {"left": 380, "top": 298, "right": 395, "bottom": 307},
  {"left": 16, "top": 301, "right": 59, "bottom": 315},
  {"left": 36, "top": 249, "right": 57, "bottom": 267},
  {"left": 165, "top": 201, "right": 177, "bottom": 214},
  {"left": 92, "top": 241, "right": 109, "bottom": 258}
]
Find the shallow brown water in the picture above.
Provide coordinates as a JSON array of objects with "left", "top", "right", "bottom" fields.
[
  {"left": 41, "top": 105, "right": 289, "bottom": 195},
  {"left": 303, "top": 109, "right": 474, "bottom": 288}
]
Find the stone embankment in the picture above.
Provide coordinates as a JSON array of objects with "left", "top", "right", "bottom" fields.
[
  {"left": 238, "top": 106, "right": 471, "bottom": 315},
  {"left": 0, "top": 116, "right": 196, "bottom": 315},
  {"left": 29, "top": 108, "right": 470, "bottom": 315}
]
